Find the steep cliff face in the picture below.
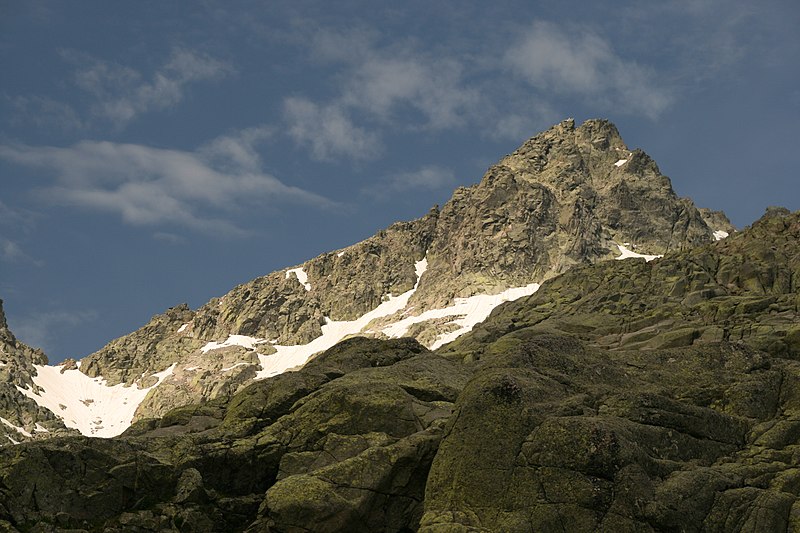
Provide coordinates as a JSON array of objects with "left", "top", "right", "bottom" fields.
[{"left": 4, "top": 119, "right": 732, "bottom": 437}]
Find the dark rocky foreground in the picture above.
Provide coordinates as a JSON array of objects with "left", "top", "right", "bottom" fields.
[{"left": 1, "top": 209, "right": 799, "bottom": 532}]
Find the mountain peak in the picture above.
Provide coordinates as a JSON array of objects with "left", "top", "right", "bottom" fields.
[
  {"left": 576, "top": 117, "right": 624, "bottom": 145},
  {"left": 1, "top": 119, "right": 730, "bottom": 437}
]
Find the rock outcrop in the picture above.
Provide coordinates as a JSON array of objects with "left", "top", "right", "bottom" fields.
[
  {"left": 1, "top": 208, "right": 798, "bottom": 531},
  {"left": 445, "top": 206, "right": 800, "bottom": 358}
]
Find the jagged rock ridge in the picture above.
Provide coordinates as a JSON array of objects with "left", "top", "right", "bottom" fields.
[
  {"left": 0, "top": 208, "right": 797, "bottom": 532},
  {"left": 4, "top": 118, "right": 733, "bottom": 437}
]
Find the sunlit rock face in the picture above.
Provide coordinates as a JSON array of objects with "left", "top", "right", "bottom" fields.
[{"left": 2, "top": 119, "right": 732, "bottom": 436}]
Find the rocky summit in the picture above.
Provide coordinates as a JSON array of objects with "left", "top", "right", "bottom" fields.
[
  {"left": 0, "top": 119, "right": 732, "bottom": 441},
  {"left": 8, "top": 118, "right": 796, "bottom": 532}
]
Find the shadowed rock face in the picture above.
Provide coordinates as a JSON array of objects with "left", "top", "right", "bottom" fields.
[
  {"left": 0, "top": 209, "right": 798, "bottom": 532},
  {"left": 0, "top": 337, "right": 466, "bottom": 532},
  {"left": 420, "top": 338, "right": 793, "bottom": 532}
]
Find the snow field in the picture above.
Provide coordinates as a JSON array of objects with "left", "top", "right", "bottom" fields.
[
  {"left": 17, "top": 363, "right": 176, "bottom": 438},
  {"left": 19, "top": 255, "right": 542, "bottom": 437}
]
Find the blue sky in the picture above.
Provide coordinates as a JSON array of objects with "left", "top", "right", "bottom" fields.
[{"left": 1, "top": 1, "right": 798, "bottom": 362}]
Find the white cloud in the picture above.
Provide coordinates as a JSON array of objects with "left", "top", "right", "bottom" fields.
[
  {"left": 283, "top": 97, "right": 381, "bottom": 161},
  {"left": 340, "top": 55, "right": 479, "bottom": 130},
  {"left": 67, "top": 47, "right": 233, "bottom": 127},
  {"left": 364, "top": 165, "right": 455, "bottom": 199},
  {"left": 488, "top": 99, "right": 561, "bottom": 142},
  {"left": 284, "top": 31, "right": 480, "bottom": 160},
  {"left": 72, "top": 57, "right": 140, "bottom": 97},
  {"left": 7, "top": 95, "right": 83, "bottom": 131},
  {"left": 0, "top": 129, "right": 334, "bottom": 237},
  {"left": 0, "top": 202, "right": 42, "bottom": 266},
  {"left": 504, "top": 21, "right": 672, "bottom": 119},
  {"left": 1, "top": 238, "right": 24, "bottom": 262},
  {"left": 389, "top": 166, "right": 455, "bottom": 191},
  {"left": 199, "top": 126, "right": 274, "bottom": 173},
  {"left": 0, "top": 237, "right": 43, "bottom": 267}
]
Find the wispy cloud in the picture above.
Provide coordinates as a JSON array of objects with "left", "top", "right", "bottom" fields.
[
  {"left": 283, "top": 30, "right": 480, "bottom": 160},
  {"left": 620, "top": 1, "right": 780, "bottom": 84},
  {"left": 6, "top": 95, "right": 83, "bottom": 131},
  {"left": 0, "top": 128, "right": 334, "bottom": 237},
  {"left": 488, "top": 99, "right": 561, "bottom": 142},
  {"left": 0, "top": 237, "right": 42, "bottom": 266},
  {"left": 64, "top": 47, "right": 234, "bottom": 127},
  {"left": 285, "top": 22, "right": 675, "bottom": 158},
  {"left": 337, "top": 52, "right": 479, "bottom": 130},
  {"left": 283, "top": 97, "right": 381, "bottom": 161},
  {"left": 386, "top": 165, "right": 455, "bottom": 192},
  {"left": 0, "top": 201, "right": 42, "bottom": 266},
  {"left": 363, "top": 165, "right": 455, "bottom": 200},
  {"left": 504, "top": 21, "right": 672, "bottom": 119},
  {"left": 10, "top": 309, "right": 98, "bottom": 354},
  {"left": 200, "top": 126, "right": 274, "bottom": 173},
  {"left": 0, "top": 200, "right": 38, "bottom": 230},
  {"left": 153, "top": 231, "right": 187, "bottom": 245}
]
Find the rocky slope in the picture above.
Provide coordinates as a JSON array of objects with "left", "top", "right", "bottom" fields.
[
  {"left": 0, "top": 302, "right": 73, "bottom": 444},
  {"left": 3, "top": 118, "right": 733, "bottom": 438},
  {"left": 0, "top": 208, "right": 796, "bottom": 532},
  {"left": 445, "top": 206, "right": 799, "bottom": 358}
]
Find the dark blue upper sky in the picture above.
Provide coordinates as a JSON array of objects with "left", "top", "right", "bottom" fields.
[{"left": 1, "top": 0, "right": 798, "bottom": 362}]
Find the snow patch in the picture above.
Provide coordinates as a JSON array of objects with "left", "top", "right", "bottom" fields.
[
  {"left": 17, "top": 363, "right": 176, "bottom": 438},
  {"left": 7, "top": 436, "right": 19, "bottom": 445},
  {"left": 615, "top": 244, "right": 662, "bottom": 262},
  {"left": 286, "top": 267, "right": 311, "bottom": 291},
  {"left": 177, "top": 323, "right": 189, "bottom": 333},
  {"left": 415, "top": 257, "right": 428, "bottom": 280},
  {"left": 221, "top": 362, "right": 251, "bottom": 372},
  {"left": 713, "top": 230, "right": 729, "bottom": 241},
  {"left": 382, "top": 283, "right": 541, "bottom": 350},
  {"left": 256, "top": 257, "right": 429, "bottom": 380},
  {"left": 256, "top": 257, "right": 539, "bottom": 376},
  {"left": 1, "top": 417, "right": 32, "bottom": 438},
  {"left": 201, "top": 334, "right": 267, "bottom": 354},
  {"left": 337, "top": 251, "right": 345, "bottom": 257},
  {"left": 34, "top": 423, "right": 49, "bottom": 433},
  {"left": 614, "top": 159, "right": 628, "bottom": 167}
]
